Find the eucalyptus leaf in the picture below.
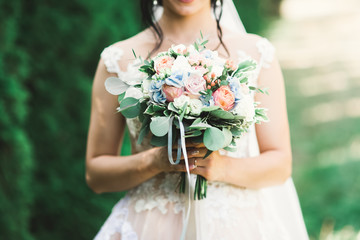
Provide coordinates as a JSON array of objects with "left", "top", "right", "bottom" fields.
[
  {"left": 150, "top": 135, "right": 168, "bottom": 147},
  {"left": 210, "top": 110, "right": 235, "bottom": 120},
  {"left": 150, "top": 116, "right": 170, "bottom": 137},
  {"left": 105, "top": 77, "right": 129, "bottom": 95},
  {"left": 137, "top": 118, "right": 150, "bottom": 145},
  {"left": 223, "top": 146, "right": 237, "bottom": 152},
  {"left": 230, "top": 128, "right": 243, "bottom": 136},
  {"left": 203, "top": 127, "right": 225, "bottom": 151},
  {"left": 118, "top": 92, "right": 126, "bottom": 102},
  {"left": 119, "top": 97, "right": 140, "bottom": 118},
  {"left": 168, "top": 102, "right": 179, "bottom": 113},
  {"left": 222, "top": 128, "right": 233, "bottom": 148},
  {"left": 144, "top": 105, "right": 154, "bottom": 115},
  {"left": 201, "top": 106, "right": 221, "bottom": 112},
  {"left": 203, "top": 150, "right": 213, "bottom": 159},
  {"left": 185, "top": 130, "right": 202, "bottom": 138},
  {"left": 189, "top": 122, "right": 212, "bottom": 130}
]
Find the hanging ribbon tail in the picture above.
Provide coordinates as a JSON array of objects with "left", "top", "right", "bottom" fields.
[
  {"left": 178, "top": 117, "right": 192, "bottom": 240},
  {"left": 167, "top": 116, "right": 192, "bottom": 240},
  {"left": 168, "top": 116, "right": 181, "bottom": 165}
]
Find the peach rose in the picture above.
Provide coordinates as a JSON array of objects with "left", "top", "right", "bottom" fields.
[
  {"left": 162, "top": 84, "right": 183, "bottom": 102},
  {"left": 154, "top": 55, "right": 174, "bottom": 74},
  {"left": 212, "top": 85, "right": 235, "bottom": 111}
]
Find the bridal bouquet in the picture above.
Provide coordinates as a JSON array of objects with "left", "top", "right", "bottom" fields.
[{"left": 105, "top": 36, "right": 268, "bottom": 200}]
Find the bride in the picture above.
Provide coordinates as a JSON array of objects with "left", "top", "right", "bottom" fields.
[{"left": 86, "top": 0, "right": 309, "bottom": 239}]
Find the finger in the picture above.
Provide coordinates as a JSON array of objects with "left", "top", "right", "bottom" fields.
[
  {"left": 186, "top": 147, "right": 208, "bottom": 158},
  {"left": 192, "top": 157, "right": 207, "bottom": 167},
  {"left": 169, "top": 158, "right": 198, "bottom": 172},
  {"left": 172, "top": 147, "right": 207, "bottom": 160},
  {"left": 190, "top": 166, "right": 207, "bottom": 178}
]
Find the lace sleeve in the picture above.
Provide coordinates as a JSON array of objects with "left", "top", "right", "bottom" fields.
[
  {"left": 256, "top": 38, "right": 276, "bottom": 69},
  {"left": 100, "top": 46, "right": 124, "bottom": 77}
]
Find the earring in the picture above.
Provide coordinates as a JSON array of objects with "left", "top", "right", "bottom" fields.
[
  {"left": 216, "top": 0, "right": 221, "bottom": 7},
  {"left": 153, "top": 0, "right": 158, "bottom": 6}
]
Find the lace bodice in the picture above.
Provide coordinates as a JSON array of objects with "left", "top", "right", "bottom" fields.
[{"left": 99, "top": 36, "right": 276, "bottom": 219}]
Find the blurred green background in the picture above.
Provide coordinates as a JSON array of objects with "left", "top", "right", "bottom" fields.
[{"left": 1, "top": 0, "right": 359, "bottom": 239}]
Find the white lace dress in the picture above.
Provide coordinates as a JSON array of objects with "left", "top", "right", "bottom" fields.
[{"left": 94, "top": 38, "right": 309, "bottom": 240}]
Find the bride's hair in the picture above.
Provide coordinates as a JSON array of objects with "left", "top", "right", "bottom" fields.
[{"left": 140, "top": 0, "right": 229, "bottom": 57}]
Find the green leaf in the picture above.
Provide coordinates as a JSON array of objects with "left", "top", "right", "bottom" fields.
[
  {"left": 105, "top": 77, "right": 129, "bottom": 95},
  {"left": 230, "top": 128, "right": 243, "bottom": 136},
  {"left": 240, "top": 77, "right": 248, "bottom": 83},
  {"left": 201, "top": 106, "right": 221, "bottom": 112},
  {"left": 223, "top": 146, "right": 237, "bottom": 152},
  {"left": 220, "top": 80, "right": 228, "bottom": 85},
  {"left": 118, "top": 92, "right": 126, "bottom": 102},
  {"left": 210, "top": 110, "right": 235, "bottom": 120},
  {"left": 150, "top": 135, "right": 168, "bottom": 147},
  {"left": 203, "top": 150, "right": 213, "bottom": 159},
  {"left": 137, "top": 117, "right": 151, "bottom": 145},
  {"left": 168, "top": 102, "right": 179, "bottom": 113},
  {"left": 222, "top": 128, "right": 233, "bottom": 148},
  {"left": 150, "top": 116, "right": 170, "bottom": 137},
  {"left": 189, "top": 122, "right": 212, "bottom": 130},
  {"left": 144, "top": 105, "right": 154, "bottom": 115},
  {"left": 153, "top": 105, "right": 166, "bottom": 112},
  {"left": 185, "top": 130, "right": 203, "bottom": 138},
  {"left": 119, "top": 97, "right": 140, "bottom": 118},
  {"left": 203, "top": 127, "right": 225, "bottom": 151},
  {"left": 132, "top": 49, "right": 137, "bottom": 58}
]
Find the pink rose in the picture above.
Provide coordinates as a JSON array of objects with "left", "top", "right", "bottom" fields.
[
  {"left": 192, "top": 65, "right": 208, "bottom": 75},
  {"left": 162, "top": 84, "right": 183, "bottom": 102},
  {"left": 184, "top": 72, "right": 206, "bottom": 97},
  {"left": 212, "top": 86, "right": 235, "bottom": 111},
  {"left": 154, "top": 55, "right": 174, "bottom": 74},
  {"left": 188, "top": 52, "right": 204, "bottom": 65}
]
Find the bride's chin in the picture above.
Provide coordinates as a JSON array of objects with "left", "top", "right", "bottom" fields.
[{"left": 163, "top": 0, "right": 210, "bottom": 16}]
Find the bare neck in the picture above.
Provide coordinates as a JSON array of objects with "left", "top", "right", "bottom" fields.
[{"left": 158, "top": 7, "right": 218, "bottom": 45}]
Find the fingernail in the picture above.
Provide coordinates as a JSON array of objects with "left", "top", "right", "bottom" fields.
[
  {"left": 190, "top": 150, "right": 199, "bottom": 155},
  {"left": 190, "top": 164, "right": 197, "bottom": 170}
]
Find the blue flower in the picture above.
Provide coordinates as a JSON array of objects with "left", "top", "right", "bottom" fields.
[
  {"left": 200, "top": 95, "right": 214, "bottom": 107},
  {"left": 149, "top": 80, "right": 166, "bottom": 103},
  {"left": 165, "top": 71, "right": 187, "bottom": 88},
  {"left": 149, "top": 80, "right": 164, "bottom": 92},
  {"left": 202, "top": 49, "right": 213, "bottom": 59},
  {"left": 151, "top": 90, "right": 166, "bottom": 104},
  {"left": 227, "top": 76, "right": 243, "bottom": 104}
]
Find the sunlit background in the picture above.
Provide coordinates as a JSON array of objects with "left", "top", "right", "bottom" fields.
[{"left": 0, "top": 0, "right": 359, "bottom": 239}]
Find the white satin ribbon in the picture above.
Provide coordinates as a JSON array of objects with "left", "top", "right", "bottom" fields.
[{"left": 167, "top": 116, "right": 192, "bottom": 240}]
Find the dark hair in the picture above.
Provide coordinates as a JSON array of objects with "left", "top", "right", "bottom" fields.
[{"left": 140, "top": 0, "right": 229, "bottom": 57}]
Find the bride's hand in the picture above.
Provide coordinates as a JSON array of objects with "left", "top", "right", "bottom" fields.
[
  {"left": 188, "top": 149, "right": 226, "bottom": 182},
  {"left": 152, "top": 145, "right": 226, "bottom": 182}
]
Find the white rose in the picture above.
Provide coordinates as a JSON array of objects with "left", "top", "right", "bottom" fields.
[
  {"left": 171, "top": 44, "right": 187, "bottom": 54},
  {"left": 232, "top": 95, "right": 255, "bottom": 122},
  {"left": 188, "top": 99, "right": 203, "bottom": 116},
  {"left": 171, "top": 56, "right": 192, "bottom": 73},
  {"left": 211, "top": 64, "right": 224, "bottom": 78},
  {"left": 141, "top": 79, "right": 151, "bottom": 98},
  {"left": 125, "top": 87, "right": 143, "bottom": 99},
  {"left": 173, "top": 95, "right": 190, "bottom": 109},
  {"left": 186, "top": 45, "right": 197, "bottom": 55}
]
